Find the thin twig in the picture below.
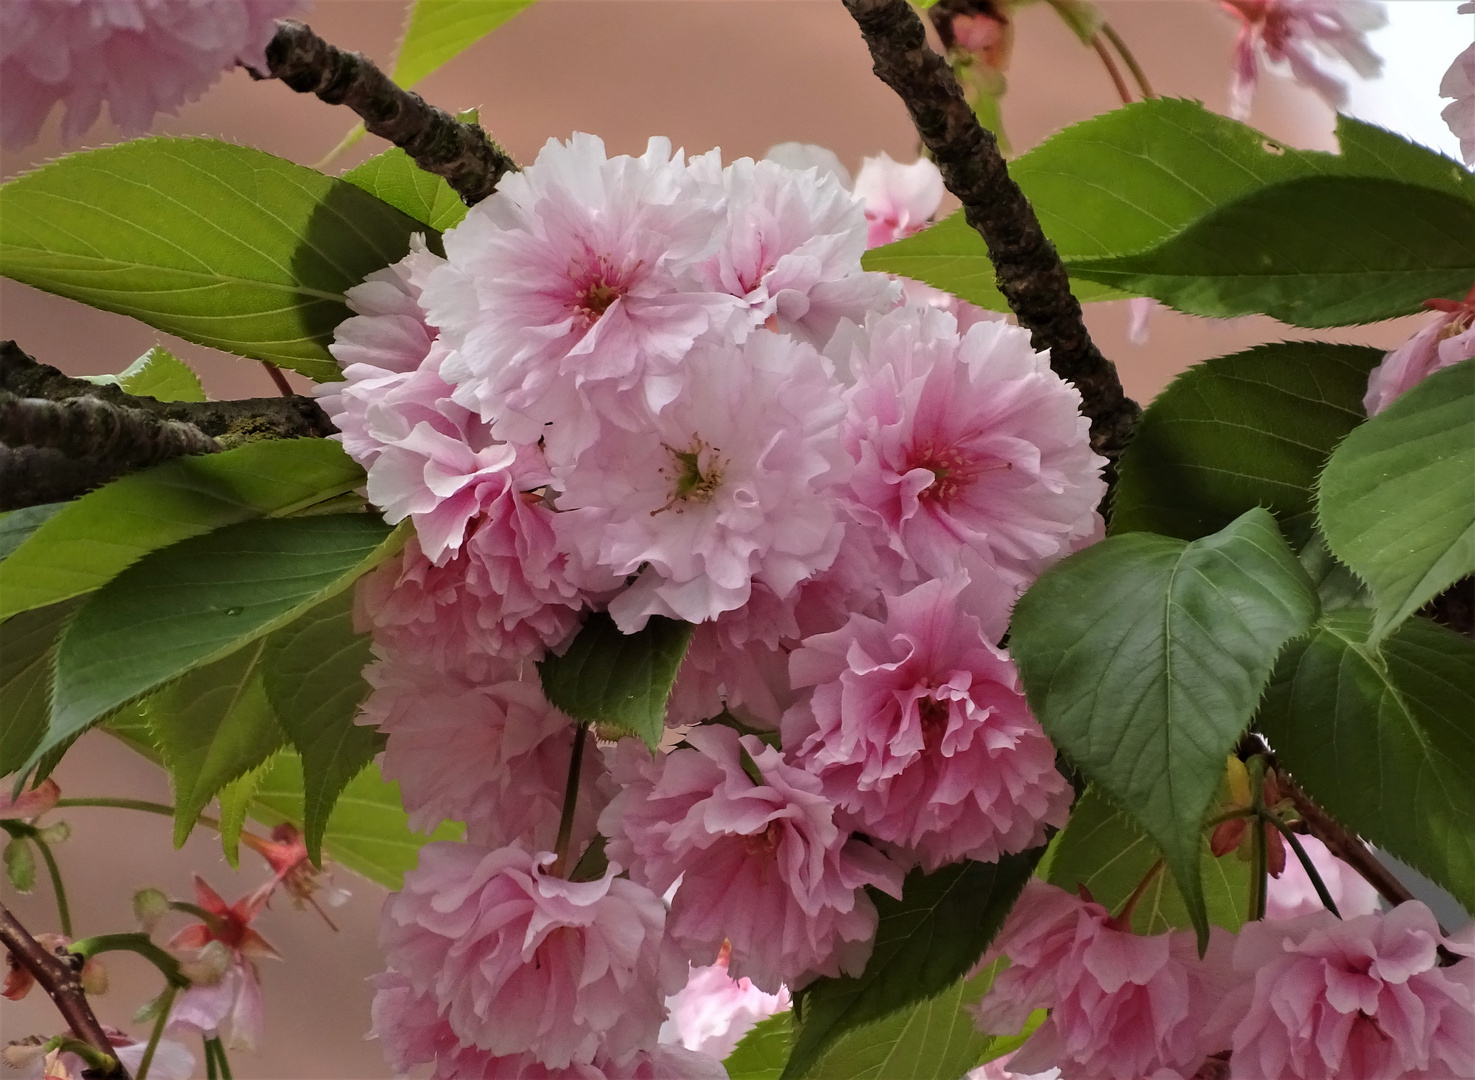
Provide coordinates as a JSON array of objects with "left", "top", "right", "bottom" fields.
[
  {"left": 1261, "top": 807, "right": 1340, "bottom": 917},
  {"left": 0, "top": 902, "right": 126, "bottom": 1077},
  {"left": 1283, "top": 779, "right": 1417, "bottom": 909},
  {"left": 255, "top": 20, "right": 518, "bottom": 206},
  {"left": 1100, "top": 22, "right": 1155, "bottom": 99},
  {"left": 1090, "top": 35, "right": 1133, "bottom": 105},
  {"left": 840, "top": 0, "right": 1139, "bottom": 467}
]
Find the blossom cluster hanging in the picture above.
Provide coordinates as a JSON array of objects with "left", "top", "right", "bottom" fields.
[{"left": 319, "top": 134, "right": 1103, "bottom": 1077}]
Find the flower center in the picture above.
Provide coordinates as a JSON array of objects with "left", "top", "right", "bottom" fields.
[
  {"left": 907, "top": 440, "right": 1006, "bottom": 508},
  {"left": 918, "top": 696, "right": 950, "bottom": 750},
  {"left": 741, "top": 819, "right": 785, "bottom": 856},
  {"left": 567, "top": 252, "right": 632, "bottom": 328},
  {"left": 653, "top": 438, "right": 724, "bottom": 515}
]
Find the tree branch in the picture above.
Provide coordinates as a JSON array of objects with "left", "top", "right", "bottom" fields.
[
  {"left": 0, "top": 902, "right": 126, "bottom": 1078},
  {"left": 0, "top": 393, "right": 220, "bottom": 466},
  {"left": 1283, "top": 778, "right": 1417, "bottom": 910},
  {"left": 841, "top": 0, "right": 1139, "bottom": 465},
  {"left": 0, "top": 446, "right": 132, "bottom": 511},
  {"left": 255, "top": 20, "right": 518, "bottom": 207}
]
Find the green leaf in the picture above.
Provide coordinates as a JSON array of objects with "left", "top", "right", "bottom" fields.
[
  {"left": 392, "top": 0, "right": 538, "bottom": 88},
  {"left": 89, "top": 346, "right": 205, "bottom": 402},
  {"left": 783, "top": 851, "right": 1037, "bottom": 1079},
  {"left": 0, "top": 504, "right": 65, "bottom": 562},
  {"left": 0, "top": 138, "right": 426, "bottom": 380},
  {"left": 538, "top": 612, "right": 693, "bottom": 749},
  {"left": 1317, "top": 360, "right": 1475, "bottom": 639},
  {"left": 216, "top": 753, "right": 278, "bottom": 869},
  {"left": 248, "top": 754, "right": 461, "bottom": 889},
  {"left": 0, "top": 601, "right": 80, "bottom": 777},
  {"left": 725, "top": 1013, "right": 794, "bottom": 1080},
  {"left": 343, "top": 149, "right": 466, "bottom": 232},
  {"left": 143, "top": 641, "right": 287, "bottom": 848},
  {"left": 1010, "top": 508, "right": 1318, "bottom": 943},
  {"left": 1046, "top": 787, "right": 1251, "bottom": 934},
  {"left": 261, "top": 589, "right": 382, "bottom": 861},
  {"left": 4, "top": 837, "right": 35, "bottom": 892},
  {"left": 864, "top": 103, "right": 1472, "bottom": 312},
  {"left": 1257, "top": 612, "right": 1475, "bottom": 915},
  {"left": 0, "top": 439, "right": 366, "bottom": 619},
  {"left": 1111, "top": 342, "right": 1383, "bottom": 540},
  {"left": 39, "top": 514, "right": 403, "bottom": 771},
  {"left": 1068, "top": 177, "right": 1475, "bottom": 327}
]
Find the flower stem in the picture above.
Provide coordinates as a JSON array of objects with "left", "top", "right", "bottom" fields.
[
  {"left": 69, "top": 932, "right": 187, "bottom": 987},
  {"left": 54, "top": 797, "right": 220, "bottom": 832},
  {"left": 135, "top": 982, "right": 178, "bottom": 1080},
  {"left": 1260, "top": 808, "right": 1341, "bottom": 918},
  {"left": 32, "top": 837, "right": 71, "bottom": 938},
  {"left": 550, "top": 723, "right": 589, "bottom": 878},
  {"left": 1100, "top": 22, "right": 1155, "bottom": 99},
  {"left": 206, "top": 1037, "right": 233, "bottom": 1080},
  {"left": 1111, "top": 858, "right": 1165, "bottom": 929},
  {"left": 1090, "top": 34, "right": 1133, "bottom": 105},
  {"left": 205, "top": 1036, "right": 219, "bottom": 1080},
  {"left": 1248, "top": 756, "right": 1270, "bottom": 920}
]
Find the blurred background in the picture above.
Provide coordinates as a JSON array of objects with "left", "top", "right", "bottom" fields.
[{"left": 1, "top": 1, "right": 1469, "bottom": 1075}]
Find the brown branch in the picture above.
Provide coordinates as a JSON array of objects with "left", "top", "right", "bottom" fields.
[
  {"left": 255, "top": 20, "right": 518, "bottom": 207},
  {"left": 0, "top": 446, "right": 133, "bottom": 511},
  {"left": 0, "top": 393, "right": 221, "bottom": 466},
  {"left": 0, "top": 902, "right": 126, "bottom": 1078},
  {"left": 1283, "top": 778, "right": 1417, "bottom": 910},
  {"left": 841, "top": 0, "right": 1139, "bottom": 466}
]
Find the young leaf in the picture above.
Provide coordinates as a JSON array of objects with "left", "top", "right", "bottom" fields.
[
  {"left": 392, "top": 0, "right": 537, "bottom": 88},
  {"left": 783, "top": 851, "right": 1038, "bottom": 1079},
  {"left": 39, "top": 514, "right": 403, "bottom": 771},
  {"left": 0, "top": 600, "right": 80, "bottom": 777},
  {"left": 1317, "top": 360, "right": 1475, "bottom": 639},
  {"left": 1046, "top": 787, "right": 1251, "bottom": 934},
  {"left": 343, "top": 148, "right": 466, "bottom": 232},
  {"left": 248, "top": 754, "right": 461, "bottom": 890},
  {"left": 1010, "top": 508, "right": 1318, "bottom": 944},
  {"left": 0, "top": 439, "right": 366, "bottom": 619},
  {"left": 87, "top": 346, "right": 206, "bottom": 403},
  {"left": 216, "top": 754, "right": 278, "bottom": 869},
  {"left": 0, "top": 138, "right": 425, "bottom": 379},
  {"left": 1068, "top": 177, "right": 1475, "bottom": 327},
  {"left": 537, "top": 612, "right": 693, "bottom": 749},
  {"left": 143, "top": 641, "right": 287, "bottom": 848},
  {"left": 1111, "top": 343, "right": 1383, "bottom": 541},
  {"left": 261, "top": 589, "right": 383, "bottom": 861},
  {"left": 1257, "top": 613, "right": 1475, "bottom": 916},
  {"left": 725, "top": 1013, "right": 794, "bottom": 1080}
]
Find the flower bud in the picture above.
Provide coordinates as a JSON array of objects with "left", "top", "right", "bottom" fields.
[
  {"left": 132, "top": 887, "right": 169, "bottom": 933},
  {"left": 36, "top": 821, "right": 71, "bottom": 845},
  {"left": 80, "top": 957, "right": 109, "bottom": 996}
]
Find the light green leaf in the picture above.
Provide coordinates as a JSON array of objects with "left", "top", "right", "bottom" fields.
[
  {"left": 393, "top": 0, "right": 537, "bottom": 88},
  {"left": 343, "top": 149, "right": 466, "bottom": 232},
  {"left": 249, "top": 754, "right": 460, "bottom": 890},
  {"left": 1111, "top": 342, "right": 1383, "bottom": 540},
  {"left": 538, "top": 612, "right": 693, "bottom": 749},
  {"left": 1257, "top": 613, "right": 1475, "bottom": 916},
  {"left": 0, "top": 601, "right": 80, "bottom": 777},
  {"left": 262, "top": 589, "right": 382, "bottom": 862},
  {"left": 1317, "top": 360, "right": 1475, "bottom": 639},
  {"left": 217, "top": 753, "right": 278, "bottom": 869},
  {"left": 0, "top": 138, "right": 425, "bottom": 380},
  {"left": 39, "top": 515, "right": 403, "bottom": 771},
  {"left": 1010, "top": 508, "right": 1318, "bottom": 943},
  {"left": 725, "top": 1013, "right": 793, "bottom": 1080},
  {"left": 0, "top": 504, "right": 65, "bottom": 563},
  {"left": 1043, "top": 0, "right": 1104, "bottom": 45},
  {"left": 1047, "top": 787, "right": 1251, "bottom": 934},
  {"left": 143, "top": 641, "right": 287, "bottom": 848},
  {"left": 116, "top": 346, "right": 205, "bottom": 402},
  {"left": 783, "top": 851, "right": 1037, "bottom": 1079},
  {"left": 0, "top": 439, "right": 367, "bottom": 619}
]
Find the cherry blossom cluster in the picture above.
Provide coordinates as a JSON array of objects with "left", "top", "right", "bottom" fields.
[{"left": 321, "top": 134, "right": 1102, "bottom": 1076}]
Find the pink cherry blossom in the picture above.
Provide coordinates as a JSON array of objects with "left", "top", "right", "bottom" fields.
[
  {"left": 557, "top": 330, "right": 848, "bottom": 630},
  {"left": 897, "top": 277, "right": 1004, "bottom": 335},
  {"left": 659, "top": 945, "right": 791, "bottom": 1059},
  {"left": 17, "top": 1030, "right": 196, "bottom": 1080},
  {"left": 598, "top": 726, "right": 903, "bottom": 993},
  {"left": 1265, "top": 834, "right": 1381, "bottom": 921},
  {"left": 782, "top": 576, "right": 1070, "bottom": 872},
  {"left": 836, "top": 305, "right": 1106, "bottom": 594},
  {"left": 358, "top": 651, "right": 607, "bottom": 850},
  {"left": 1206, "top": 902, "right": 1474, "bottom": 1080},
  {"left": 972, "top": 881, "right": 1236, "bottom": 1080},
  {"left": 1219, "top": 0, "right": 1384, "bottom": 120},
  {"left": 693, "top": 155, "right": 896, "bottom": 346},
  {"left": 853, "top": 153, "right": 946, "bottom": 249},
  {"left": 1442, "top": 9, "right": 1475, "bottom": 165},
  {"left": 425, "top": 134, "right": 742, "bottom": 461},
  {"left": 381, "top": 843, "right": 686, "bottom": 1069},
  {"left": 0, "top": 0, "right": 301, "bottom": 147},
  {"left": 763, "top": 142, "right": 853, "bottom": 189},
  {"left": 1364, "top": 287, "right": 1475, "bottom": 415}
]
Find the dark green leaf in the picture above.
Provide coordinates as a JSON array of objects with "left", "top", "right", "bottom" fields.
[
  {"left": 392, "top": 0, "right": 537, "bottom": 87},
  {"left": 39, "top": 515, "right": 403, "bottom": 770},
  {"left": 343, "top": 149, "right": 465, "bottom": 232},
  {"left": 143, "top": 641, "right": 287, "bottom": 847},
  {"left": 262, "top": 589, "right": 382, "bottom": 861},
  {"left": 1068, "top": 177, "right": 1475, "bottom": 327},
  {"left": 0, "top": 138, "right": 425, "bottom": 379},
  {"left": 538, "top": 612, "right": 693, "bottom": 749},
  {"left": 1317, "top": 360, "right": 1475, "bottom": 639},
  {"left": 216, "top": 754, "right": 277, "bottom": 869},
  {"left": 4, "top": 837, "right": 34, "bottom": 892},
  {"left": 0, "top": 439, "right": 367, "bottom": 619},
  {"left": 0, "top": 601, "right": 80, "bottom": 777},
  {"left": 725, "top": 1013, "right": 794, "bottom": 1080},
  {"left": 1010, "top": 508, "right": 1318, "bottom": 943},
  {"left": 1257, "top": 612, "right": 1475, "bottom": 915},
  {"left": 783, "top": 851, "right": 1037, "bottom": 1079},
  {"left": 1111, "top": 342, "right": 1383, "bottom": 540}
]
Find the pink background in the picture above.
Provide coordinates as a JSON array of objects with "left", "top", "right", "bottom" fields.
[{"left": 0, "top": 2, "right": 1425, "bottom": 1075}]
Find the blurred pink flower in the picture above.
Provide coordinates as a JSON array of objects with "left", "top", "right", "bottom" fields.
[
  {"left": 381, "top": 844, "right": 685, "bottom": 1069},
  {"left": 853, "top": 153, "right": 946, "bottom": 249},
  {"left": 0, "top": 778, "right": 59, "bottom": 820},
  {"left": 0, "top": 0, "right": 301, "bottom": 146},
  {"left": 659, "top": 945, "right": 790, "bottom": 1059},
  {"left": 1442, "top": 8, "right": 1475, "bottom": 165},
  {"left": 166, "top": 877, "right": 280, "bottom": 1051},
  {"left": 599, "top": 726, "right": 903, "bottom": 993},
  {"left": 1363, "top": 286, "right": 1475, "bottom": 415},
  {"left": 1265, "top": 834, "right": 1381, "bottom": 921},
  {"left": 1206, "top": 902, "right": 1475, "bottom": 1080},
  {"left": 1220, "top": 0, "right": 1384, "bottom": 120}
]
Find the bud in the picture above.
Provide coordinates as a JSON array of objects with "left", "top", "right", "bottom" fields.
[
  {"left": 132, "top": 887, "right": 170, "bottom": 933},
  {"left": 80, "top": 957, "right": 109, "bottom": 996},
  {"left": 36, "top": 821, "right": 71, "bottom": 845},
  {"left": 3, "top": 838, "right": 34, "bottom": 893},
  {"left": 2, "top": 1036, "right": 49, "bottom": 1070},
  {"left": 177, "top": 939, "right": 230, "bottom": 987}
]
